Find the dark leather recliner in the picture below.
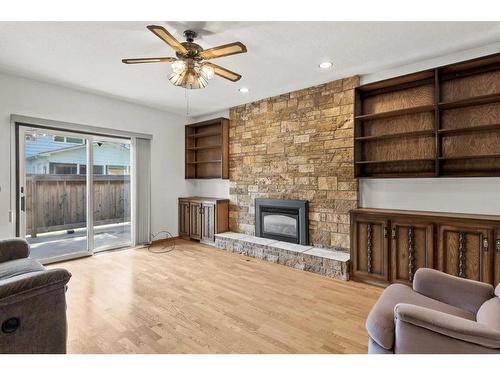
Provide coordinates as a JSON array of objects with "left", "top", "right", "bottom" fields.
[{"left": 0, "top": 238, "right": 71, "bottom": 353}]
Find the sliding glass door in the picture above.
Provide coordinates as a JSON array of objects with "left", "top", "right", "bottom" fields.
[
  {"left": 91, "top": 138, "right": 131, "bottom": 252},
  {"left": 17, "top": 125, "right": 132, "bottom": 263}
]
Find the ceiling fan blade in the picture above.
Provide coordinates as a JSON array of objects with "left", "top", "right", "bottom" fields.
[
  {"left": 122, "top": 57, "right": 176, "bottom": 64},
  {"left": 147, "top": 25, "right": 188, "bottom": 54},
  {"left": 203, "top": 62, "right": 242, "bottom": 82},
  {"left": 199, "top": 42, "right": 247, "bottom": 60}
]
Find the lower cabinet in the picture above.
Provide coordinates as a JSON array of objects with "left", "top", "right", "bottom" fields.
[
  {"left": 438, "top": 224, "right": 494, "bottom": 284},
  {"left": 391, "top": 220, "right": 434, "bottom": 285},
  {"left": 351, "top": 209, "right": 500, "bottom": 287},
  {"left": 179, "top": 197, "right": 229, "bottom": 244},
  {"left": 495, "top": 229, "right": 500, "bottom": 286},
  {"left": 352, "top": 217, "right": 390, "bottom": 285},
  {"left": 189, "top": 202, "right": 202, "bottom": 240},
  {"left": 201, "top": 202, "right": 216, "bottom": 243},
  {"left": 179, "top": 200, "right": 190, "bottom": 238}
]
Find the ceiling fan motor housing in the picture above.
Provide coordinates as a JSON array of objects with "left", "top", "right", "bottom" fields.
[{"left": 183, "top": 30, "right": 197, "bottom": 43}]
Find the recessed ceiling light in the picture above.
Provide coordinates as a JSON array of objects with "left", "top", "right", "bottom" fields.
[
  {"left": 319, "top": 61, "right": 333, "bottom": 69},
  {"left": 239, "top": 87, "right": 249, "bottom": 93}
]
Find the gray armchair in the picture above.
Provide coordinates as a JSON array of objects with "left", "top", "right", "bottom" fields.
[
  {"left": 0, "top": 238, "right": 71, "bottom": 354},
  {"left": 366, "top": 268, "right": 500, "bottom": 354}
]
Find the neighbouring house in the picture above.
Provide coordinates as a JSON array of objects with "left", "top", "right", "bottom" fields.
[{"left": 24, "top": 133, "right": 130, "bottom": 175}]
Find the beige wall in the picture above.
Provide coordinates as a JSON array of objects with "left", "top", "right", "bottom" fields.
[{"left": 227, "top": 76, "right": 359, "bottom": 250}]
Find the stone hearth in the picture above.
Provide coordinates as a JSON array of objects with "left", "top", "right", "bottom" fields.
[{"left": 213, "top": 232, "right": 349, "bottom": 280}]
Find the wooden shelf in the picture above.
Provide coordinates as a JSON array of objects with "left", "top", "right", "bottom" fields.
[
  {"left": 187, "top": 160, "right": 222, "bottom": 164},
  {"left": 187, "top": 145, "right": 222, "bottom": 151},
  {"left": 355, "top": 52, "right": 500, "bottom": 178},
  {"left": 356, "top": 105, "right": 434, "bottom": 121},
  {"left": 185, "top": 118, "right": 229, "bottom": 179},
  {"left": 187, "top": 131, "right": 222, "bottom": 138},
  {"left": 356, "top": 158, "right": 435, "bottom": 165},
  {"left": 438, "top": 92, "right": 500, "bottom": 110},
  {"left": 439, "top": 154, "right": 500, "bottom": 161},
  {"left": 438, "top": 123, "right": 500, "bottom": 136},
  {"left": 355, "top": 129, "right": 434, "bottom": 142}
]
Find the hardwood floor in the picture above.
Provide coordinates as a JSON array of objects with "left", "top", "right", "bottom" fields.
[{"left": 52, "top": 239, "right": 382, "bottom": 354}]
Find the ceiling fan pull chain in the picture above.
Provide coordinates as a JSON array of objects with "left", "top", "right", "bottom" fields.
[{"left": 185, "top": 88, "right": 190, "bottom": 116}]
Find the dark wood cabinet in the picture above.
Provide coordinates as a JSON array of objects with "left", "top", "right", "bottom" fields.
[
  {"left": 350, "top": 208, "right": 500, "bottom": 287},
  {"left": 352, "top": 216, "right": 390, "bottom": 285},
  {"left": 391, "top": 221, "right": 434, "bottom": 285},
  {"left": 179, "top": 197, "right": 229, "bottom": 244},
  {"left": 495, "top": 229, "right": 500, "bottom": 286},
  {"left": 201, "top": 202, "right": 216, "bottom": 243},
  {"left": 438, "top": 224, "right": 493, "bottom": 284},
  {"left": 189, "top": 202, "right": 202, "bottom": 240},
  {"left": 179, "top": 200, "right": 191, "bottom": 238}
]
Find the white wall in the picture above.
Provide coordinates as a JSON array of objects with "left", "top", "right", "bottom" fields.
[
  {"left": 186, "top": 110, "right": 231, "bottom": 198},
  {"left": 359, "top": 178, "right": 500, "bottom": 215},
  {"left": 0, "top": 72, "right": 188, "bottom": 239},
  {"left": 359, "top": 44, "right": 500, "bottom": 215}
]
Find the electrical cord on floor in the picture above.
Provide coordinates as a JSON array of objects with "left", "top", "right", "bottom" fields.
[{"left": 147, "top": 231, "right": 176, "bottom": 253}]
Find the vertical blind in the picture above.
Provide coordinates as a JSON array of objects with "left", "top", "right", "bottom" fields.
[{"left": 134, "top": 137, "right": 151, "bottom": 245}]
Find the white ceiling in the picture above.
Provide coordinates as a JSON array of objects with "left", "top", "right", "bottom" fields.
[{"left": 0, "top": 21, "right": 499, "bottom": 116}]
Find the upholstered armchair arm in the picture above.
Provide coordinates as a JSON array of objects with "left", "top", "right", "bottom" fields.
[
  {"left": 413, "top": 268, "right": 494, "bottom": 315},
  {"left": 394, "top": 303, "right": 500, "bottom": 353},
  {"left": 0, "top": 268, "right": 71, "bottom": 301},
  {"left": 0, "top": 238, "right": 30, "bottom": 263}
]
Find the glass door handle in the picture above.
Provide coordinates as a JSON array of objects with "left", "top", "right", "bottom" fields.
[{"left": 20, "top": 196, "right": 25, "bottom": 212}]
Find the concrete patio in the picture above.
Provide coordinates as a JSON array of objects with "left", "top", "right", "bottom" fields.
[{"left": 27, "top": 222, "right": 131, "bottom": 261}]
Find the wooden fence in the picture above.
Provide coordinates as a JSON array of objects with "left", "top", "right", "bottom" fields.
[{"left": 26, "top": 174, "right": 130, "bottom": 237}]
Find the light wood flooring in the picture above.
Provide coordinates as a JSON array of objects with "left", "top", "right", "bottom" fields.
[{"left": 53, "top": 239, "right": 382, "bottom": 353}]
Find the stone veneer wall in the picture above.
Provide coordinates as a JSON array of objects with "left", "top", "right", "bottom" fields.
[{"left": 228, "top": 76, "right": 359, "bottom": 250}]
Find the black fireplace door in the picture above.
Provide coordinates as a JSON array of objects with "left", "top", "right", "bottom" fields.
[{"left": 261, "top": 209, "right": 299, "bottom": 243}]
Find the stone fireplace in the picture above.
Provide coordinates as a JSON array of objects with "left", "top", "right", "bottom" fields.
[
  {"left": 228, "top": 76, "right": 359, "bottom": 250},
  {"left": 255, "top": 198, "right": 308, "bottom": 245}
]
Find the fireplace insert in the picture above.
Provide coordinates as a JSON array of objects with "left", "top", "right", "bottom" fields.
[{"left": 255, "top": 198, "right": 308, "bottom": 245}]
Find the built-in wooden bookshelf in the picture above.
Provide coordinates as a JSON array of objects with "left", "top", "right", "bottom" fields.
[
  {"left": 354, "top": 52, "right": 500, "bottom": 178},
  {"left": 185, "top": 118, "right": 229, "bottom": 179}
]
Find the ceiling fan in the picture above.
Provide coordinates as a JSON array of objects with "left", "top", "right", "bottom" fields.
[{"left": 122, "top": 25, "right": 247, "bottom": 89}]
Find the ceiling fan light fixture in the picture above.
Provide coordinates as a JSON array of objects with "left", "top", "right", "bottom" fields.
[
  {"left": 171, "top": 60, "right": 186, "bottom": 74},
  {"left": 169, "top": 60, "right": 214, "bottom": 89},
  {"left": 200, "top": 64, "right": 215, "bottom": 80}
]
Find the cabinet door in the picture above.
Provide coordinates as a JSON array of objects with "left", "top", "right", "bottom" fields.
[
  {"left": 201, "top": 202, "right": 216, "bottom": 243},
  {"left": 495, "top": 229, "right": 500, "bottom": 286},
  {"left": 178, "top": 201, "right": 191, "bottom": 239},
  {"left": 391, "top": 221, "right": 434, "bottom": 285},
  {"left": 438, "top": 225, "right": 494, "bottom": 284},
  {"left": 189, "top": 202, "right": 202, "bottom": 240},
  {"left": 352, "top": 216, "right": 390, "bottom": 285}
]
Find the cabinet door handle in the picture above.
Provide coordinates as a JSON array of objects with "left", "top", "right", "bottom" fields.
[
  {"left": 496, "top": 239, "right": 500, "bottom": 253},
  {"left": 483, "top": 238, "right": 489, "bottom": 251}
]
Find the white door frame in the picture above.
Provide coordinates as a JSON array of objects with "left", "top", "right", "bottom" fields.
[{"left": 15, "top": 124, "right": 133, "bottom": 263}]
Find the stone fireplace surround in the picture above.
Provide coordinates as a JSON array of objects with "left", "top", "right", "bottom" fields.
[
  {"left": 208, "top": 76, "right": 359, "bottom": 280},
  {"left": 228, "top": 76, "right": 359, "bottom": 251}
]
